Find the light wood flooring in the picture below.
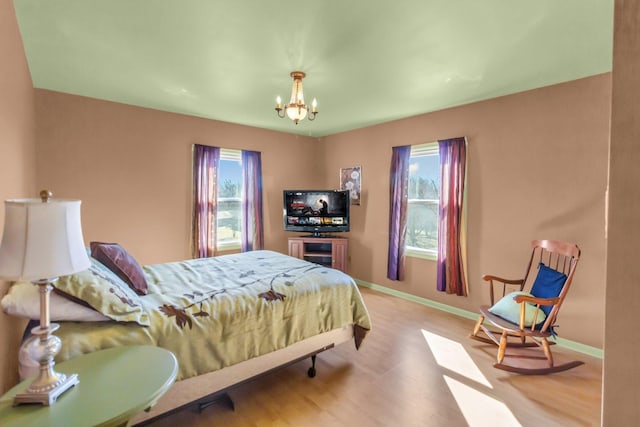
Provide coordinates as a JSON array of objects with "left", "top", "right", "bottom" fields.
[{"left": 146, "top": 287, "right": 602, "bottom": 427}]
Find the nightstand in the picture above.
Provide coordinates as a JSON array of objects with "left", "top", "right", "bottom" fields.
[{"left": 0, "top": 345, "right": 178, "bottom": 427}]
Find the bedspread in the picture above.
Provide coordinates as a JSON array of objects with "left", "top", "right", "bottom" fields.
[{"left": 54, "top": 250, "right": 371, "bottom": 380}]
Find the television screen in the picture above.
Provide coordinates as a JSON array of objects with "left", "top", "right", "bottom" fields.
[{"left": 283, "top": 190, "right": 350, "bottom": 236}]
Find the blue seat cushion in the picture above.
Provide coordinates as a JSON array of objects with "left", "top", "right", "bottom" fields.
[{"left": 530, "top": 263, "right": 567, "bottom": 317}]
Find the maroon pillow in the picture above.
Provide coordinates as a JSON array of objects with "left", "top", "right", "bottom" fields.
[{"left": 89, "top": 242, "right": 148, "bottom": 295}]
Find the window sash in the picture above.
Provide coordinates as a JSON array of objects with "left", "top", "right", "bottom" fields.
[
  {"left": 217, "top": 149, "right": 242, "bottom": 249},
  {"left": 406, "top": 142, "right": 439, "bottom": 257}
]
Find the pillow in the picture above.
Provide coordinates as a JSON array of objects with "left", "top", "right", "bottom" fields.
[
  {"left": 90, "top": 242, "right": 148, "bottom": 295},
  {"left": 488, "top": 291, "right": 547, "bottom": 327},
  {"left": 54, "top": 257, "right": 150, "bottom": 326},
  {"left": 530, "top": 263, "right": 567, "bottom": 317},
  {"left": 1, "top": 280, "right": 110, "bottom": 322}
]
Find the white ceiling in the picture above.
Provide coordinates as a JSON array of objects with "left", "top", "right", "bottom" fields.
[{"left": 14, "top": 0, "right": 614, "bottom": 137}]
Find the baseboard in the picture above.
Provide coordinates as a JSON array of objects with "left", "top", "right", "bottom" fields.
[{"left": 355, "top": 278, "right": 604, "bottom": 360}]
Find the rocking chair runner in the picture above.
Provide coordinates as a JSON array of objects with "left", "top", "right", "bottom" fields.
[{"left": 469, "top": 239, "right": 583, "bottom": 374}]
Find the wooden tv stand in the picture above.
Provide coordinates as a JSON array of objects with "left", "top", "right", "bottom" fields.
[{"left": 287, "top": 236, "right": 348, "bottom": 273}]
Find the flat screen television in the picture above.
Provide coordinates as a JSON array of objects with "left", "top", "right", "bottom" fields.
[{"left": 283, "top": 189, "right": 350, "bottom": 236}]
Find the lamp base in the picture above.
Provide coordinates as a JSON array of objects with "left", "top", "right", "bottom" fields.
[
  {"left": 13, "top": 279, "right": 79, "bottom": 406},
  {"left": 13, "top": 373, "right": 78, "bottom": 406}
]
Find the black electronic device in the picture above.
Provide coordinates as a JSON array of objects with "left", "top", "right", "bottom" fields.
[{"left": 283, "top": 189, "right": 350, "bottom": 236}]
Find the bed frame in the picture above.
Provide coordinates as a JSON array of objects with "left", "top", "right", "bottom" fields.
[{"left": 132, "top": 325, "right": 354, "bottom": 425}]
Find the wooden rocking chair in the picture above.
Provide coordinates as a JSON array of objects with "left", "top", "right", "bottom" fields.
[{"left": 469, "top": 239, "right": 583, "bottom": 374}]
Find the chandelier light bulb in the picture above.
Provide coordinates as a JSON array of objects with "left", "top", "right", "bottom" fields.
[{"left": 286, "top": 104, "right": 307, "bottom": 123}]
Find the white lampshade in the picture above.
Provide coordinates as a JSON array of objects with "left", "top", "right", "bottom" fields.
[{"left": 0, "top": 198, "right": 91, "bottom": 281}]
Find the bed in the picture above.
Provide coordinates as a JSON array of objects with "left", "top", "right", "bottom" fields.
[{"left": 2, "top": 247, "right": 371, "bottom": 424}]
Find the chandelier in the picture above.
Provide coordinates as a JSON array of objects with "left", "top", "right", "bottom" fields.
[{"left": 275, "top": 71, "right": 318, "bottom": 124}]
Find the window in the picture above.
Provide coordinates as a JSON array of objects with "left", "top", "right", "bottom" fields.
[
  {"left": 406, "top": 143, "right": 440, "bottom": 258},
  {"left": 193, "top": 144, "right": 263, "bottom": 258},
  {"left": 388, "top": 138, "right": 467, "bottom": 291},
  {"left": 217, "top": 149, "right": 242, "bottom": 249}
]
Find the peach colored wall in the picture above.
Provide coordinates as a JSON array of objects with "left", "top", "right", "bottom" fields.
[
  {"left": 0, "top": 30, "right": 612, "bottom": 404},
  {"left": 33, "top": 76, "right": 610, "bottom": 350},
  {"left": 602, "top": 0, "right": 640, "bottom": 424},
  {"left": 34, "top": 90, "right": 319, "bottom": 265},
  {"left": 0, "top": 0, "right": 36, "bottom": 393},
  {"left": 0, "top": 0, "right": 624, "bottom": 409},
  {"left": 321, "top": 74, "right": 611, "bottom": 348}
]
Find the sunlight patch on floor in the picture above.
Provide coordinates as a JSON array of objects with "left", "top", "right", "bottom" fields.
[
  {"left": 421, "top": 329, "right": 491, "bottom": 388},
  {"left": 444, "top": 376, "right": 522, "bottom": 427},
  {"left": 422, "top": 329, "right": 523, "bottom": 426}
]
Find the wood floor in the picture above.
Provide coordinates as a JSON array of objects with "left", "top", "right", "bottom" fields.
[{"left": 146, "top": 287, "right": 602, "bottom": 427}]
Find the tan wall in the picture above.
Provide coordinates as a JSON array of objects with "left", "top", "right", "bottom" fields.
[
  {"left": 0, "top": 0, "right": 36, "bottom": 393},
  {"left": 322, "top": 74, "right": 611, "bottom": 349},
  {"left": 34, "top": 90, "right": 319, "bottom": 265},
  {"left": 0, "top": 2, "right": 613, "bottom": 394},
  {"left": 602, "top": 1, "right": 640, "bottom": 424},
  {"left": 0, "top": 72, "right": 606, "bottom": 397},
  {"left": 34, "top": 76, "right": 610, "bottom": 350}
]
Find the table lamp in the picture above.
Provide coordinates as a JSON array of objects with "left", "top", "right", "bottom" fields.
[{"left": 0, "top": 190, "right": 91, "bottom": 405}]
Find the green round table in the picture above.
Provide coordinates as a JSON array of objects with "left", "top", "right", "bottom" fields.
[{"left": 0, "top": 345, "right": 178, "bottom": 427}]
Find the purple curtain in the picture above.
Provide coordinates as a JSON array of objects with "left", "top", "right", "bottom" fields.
[
  {"left": 241, "top": 150, "right": 264, "bottom": 252},
  {"left": 192, "top": 144, "right": 220, "bottom": 258},
  {"left": 437, "top": 137, "right": 468, "bottom": 296},
  {"left": 387, "top": 145, "right": 411, "bottom": 280}
]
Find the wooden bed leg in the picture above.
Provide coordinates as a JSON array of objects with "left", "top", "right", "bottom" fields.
[
  {"left": 198, "top": 392, "right": 235, "bottom": 413},
  {"left": 308, "top": 355, "right": 317, "bottom": 378}
]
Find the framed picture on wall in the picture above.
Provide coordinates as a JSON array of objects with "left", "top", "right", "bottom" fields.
[{"left": 340, "top": 166, "right": 361, "bottom": 205}]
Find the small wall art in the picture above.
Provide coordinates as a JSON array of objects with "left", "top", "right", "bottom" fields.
[{"left": 340, "top": 166, "right": 361, "bottom": 205}]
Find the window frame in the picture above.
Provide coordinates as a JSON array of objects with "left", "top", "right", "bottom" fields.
[
  {"left": 405, "top": 142, "right": 439, "bottom": 261},
  {"left": 216, "top": 148, "right": 242, "bottom": 251}
]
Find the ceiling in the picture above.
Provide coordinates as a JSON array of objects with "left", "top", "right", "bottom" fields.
[{"left": 14, "top": 0, "right": 614, "bottom": 138}]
